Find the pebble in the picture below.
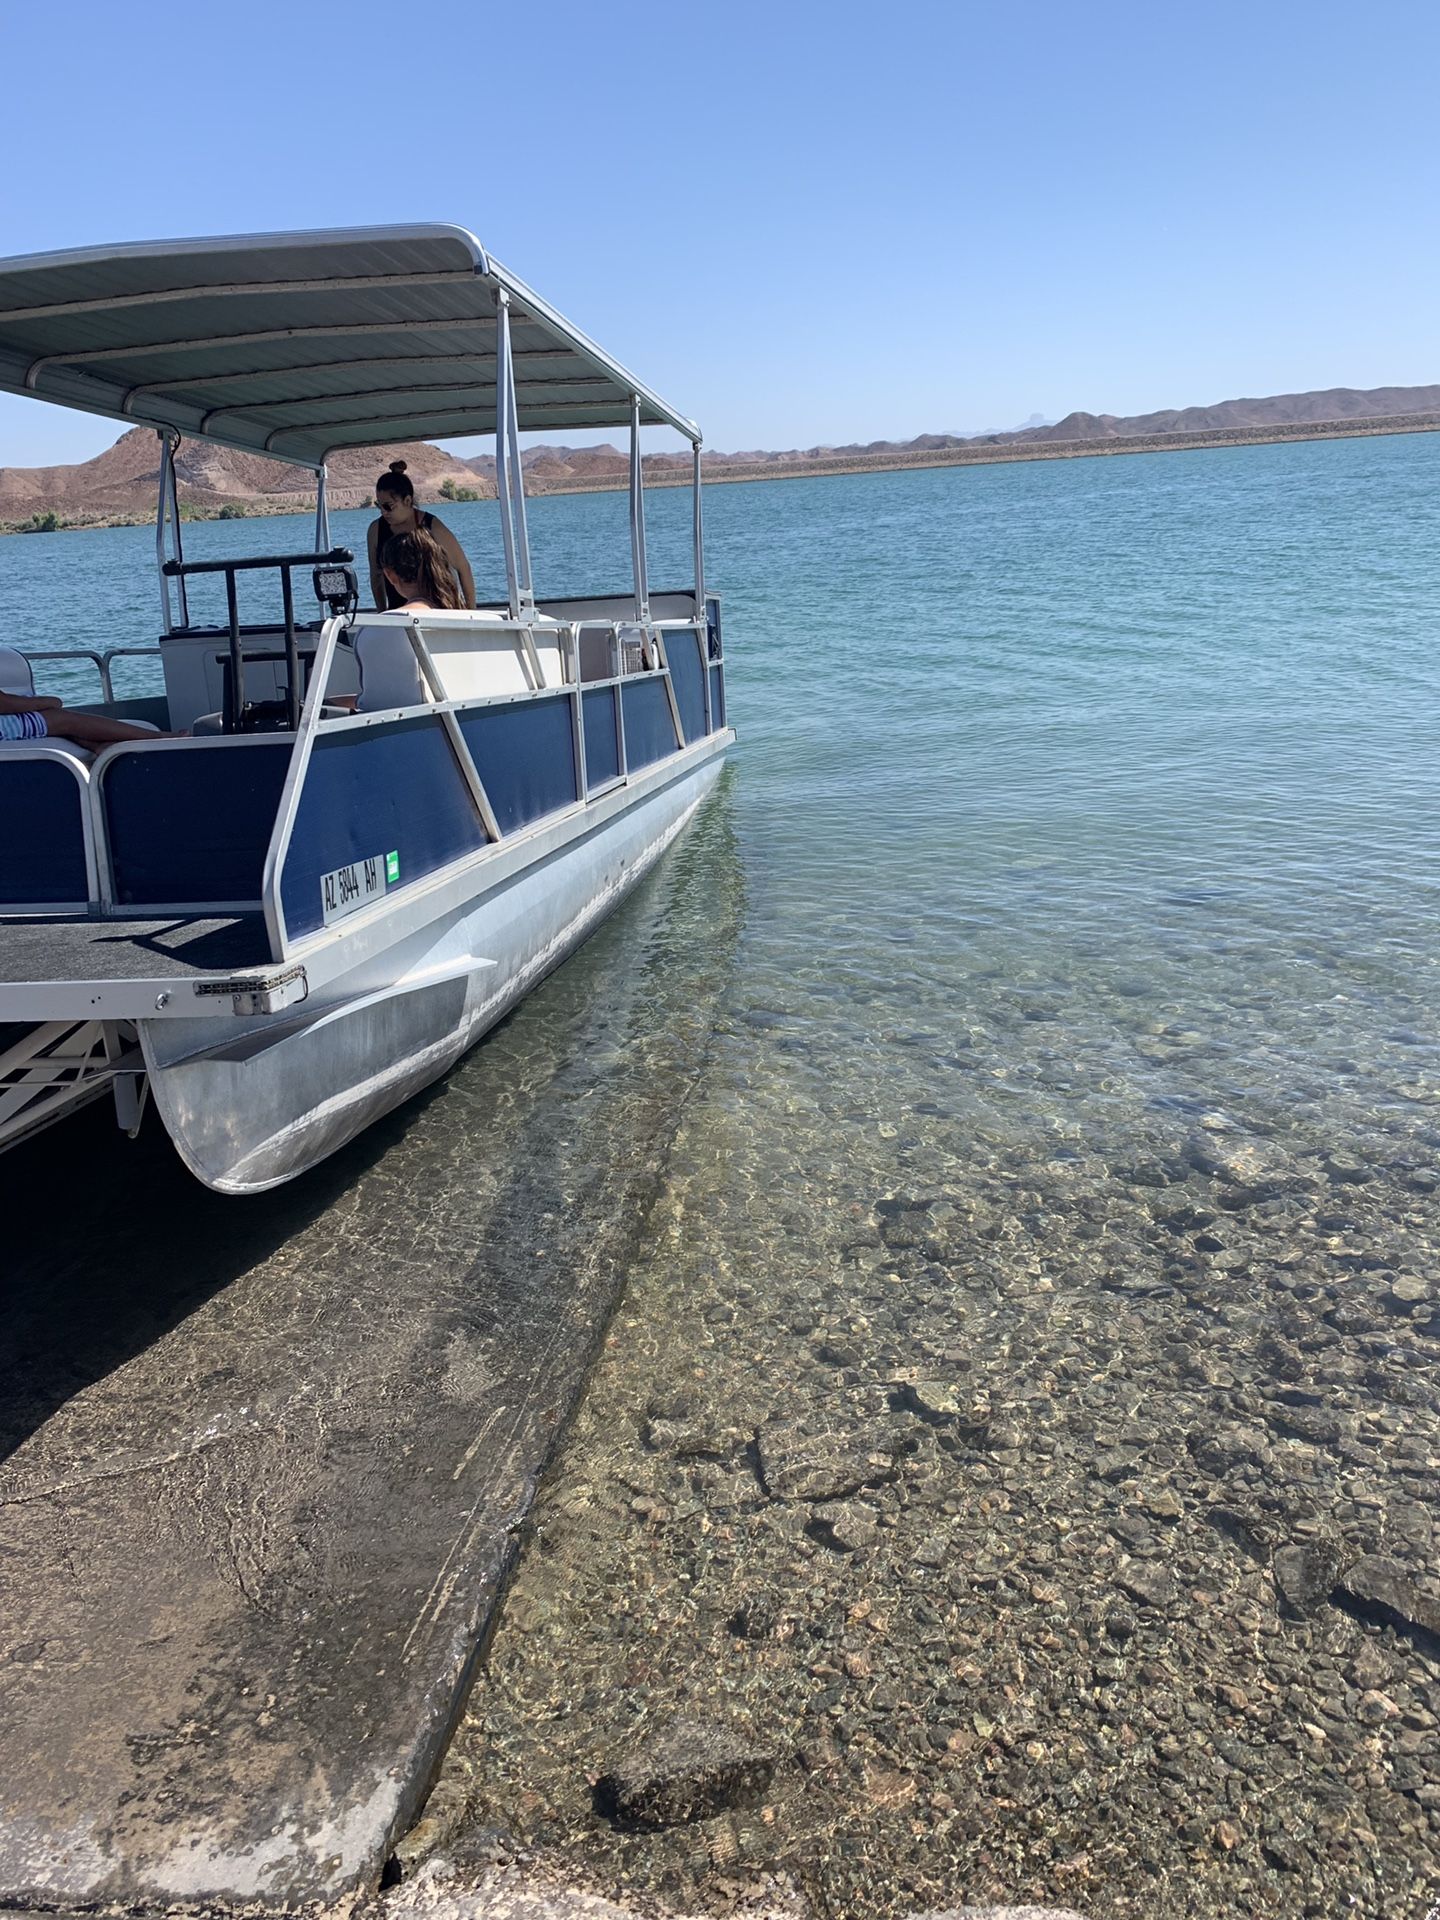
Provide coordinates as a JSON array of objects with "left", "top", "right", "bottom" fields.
[
  {"left": 1391, "top": 1275, "right": 1434, "bottom": 1305},
  {"left": 1116, "top": 1561, "right": 1177, "bottom": 1610},
  {"left": 1355, "top": 1691, "right": 1400, "bottom": 1726}
]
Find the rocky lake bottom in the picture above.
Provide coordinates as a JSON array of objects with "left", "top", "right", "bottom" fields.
[{"left": 401, "top": 837, "right": 1440, "bottom": 1920}]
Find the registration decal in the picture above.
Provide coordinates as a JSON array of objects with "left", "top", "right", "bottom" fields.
[{"left": 320, "top": 853, "right": 389, "bottom": 926}]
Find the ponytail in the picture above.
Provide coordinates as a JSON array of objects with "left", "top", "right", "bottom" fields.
[{"left": 379, "top": 528, "right": 463, "bottom": 610}]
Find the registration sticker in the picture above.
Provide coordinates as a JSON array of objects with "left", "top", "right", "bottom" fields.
[{"left": 321, "top": 853, "right": 389, "bottom": 926}]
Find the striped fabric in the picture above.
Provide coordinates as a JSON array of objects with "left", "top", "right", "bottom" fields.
[{"left": 0, "top": 711, "right": 48, "bottom": 741}]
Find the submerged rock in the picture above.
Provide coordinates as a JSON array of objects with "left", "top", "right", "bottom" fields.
[
  {"left": 755, "top": 1412, "right": 909, "bottom": 1501},
  {"left": 1336, "top": 1555, "right": 1440, "bottom": 1646},
  {"left": 1115, "top": 1560, "right": 1176, "bottom": 1610},
  {"left": 643, "top": 1414, "right": 749, "bottom": 1459},
  {"left": 1272, "top": 1537, "right": 1350, "bottom": 1616},
  {"left": 911, "top": 1909, "right": 1088, "bottom": 1920},
  {"left": 892, "top": 1377, "right": 989, "bottom": 1432},
  {"left": 592, "top": 1715, "right": 775, "bottom": 1829},
  {"left": 807, "top": 1501, "right": 880, "bottom": 1553}
]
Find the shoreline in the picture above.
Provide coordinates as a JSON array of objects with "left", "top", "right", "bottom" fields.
[{"left": 4, "top": 412, "right": 1438, "bottom": 535}]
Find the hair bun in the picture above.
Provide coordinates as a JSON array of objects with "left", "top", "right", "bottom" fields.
[{"left": 388, "top": 459, "right": 408, "bottom": 474}]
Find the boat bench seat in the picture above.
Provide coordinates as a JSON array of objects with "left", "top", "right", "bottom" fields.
[
  {"left": 350, "top": 617, "right": 566, "bottom": 711},
  {"left": 0, "top": 748, "right": 93, "bottom": 907},
  {"left": 100, "top": 737, "right": 292, "bottom": 909}
]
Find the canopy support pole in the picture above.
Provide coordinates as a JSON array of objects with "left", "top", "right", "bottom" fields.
[
  {"left": 155, "top": 436, "right": 171, "bottom": 635},
  {"left": 154, "top": 431, "right": 188, "bottom": 633},
  {"left": 629, "top": 397, "right": 650, "bottom": 627},
  {"left": 314, "top": 465, "right": 330, "bottom": 552},
  {"left": 504, "top": 339, "right": 534, "bottom": 616},
  {"left": 691, "top": 440, "right": 705, "bottom": 612},
  {"left": 493, "top": 292, "right": 534, "bottom": 619},
  {"left": 693, "top": 440, "right": 710, "bottom": 731}
]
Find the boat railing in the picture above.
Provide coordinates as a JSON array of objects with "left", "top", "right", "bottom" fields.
[
  {"left": 2, "top": 598, "right": 723, "bottom": 945},
  {"left": 20, "top": 645, "right": 164, "bottom": 707},
  {"left": 257, "top": 600, "right": 723, "bottom": 956}
]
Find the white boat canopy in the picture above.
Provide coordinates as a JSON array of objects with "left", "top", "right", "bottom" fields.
[{"left": 0, "top": 224, "right": 699, "bottom": 467}]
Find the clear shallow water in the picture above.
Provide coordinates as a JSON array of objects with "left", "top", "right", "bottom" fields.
[
  {"left": 448, "top": 437, "right": 1440, "bottom": 1918},
  {"left": 8, "top": 434, "right": 1440, "bottom": 1916}
]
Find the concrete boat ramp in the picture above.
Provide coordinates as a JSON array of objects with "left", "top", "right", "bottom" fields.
[{"left": 0, "top": 822, "right": 738, "bottom": 1914}]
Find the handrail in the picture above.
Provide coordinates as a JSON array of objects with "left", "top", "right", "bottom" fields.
[
  {"left": 102, "top": 644, "right": 166, "bottom": 707},
  {"left": 17, "top": 648, "right": 112, "bottom": 703},
  {"left": 160, "top": 547, "right": 353, "bottom": 578},
  {"left": 160, "top": 548, "right": 351, "bottom": 728},
  {"left": 259, "top": 613, "right": 345, "bottom": 957},
  {"left": 20, "top": 643, "right": 171, "bottom": 708}
]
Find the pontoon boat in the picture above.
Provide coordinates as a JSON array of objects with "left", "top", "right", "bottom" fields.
[{"left": 0, "top": 225, "right": 731, "bottom": 1190}]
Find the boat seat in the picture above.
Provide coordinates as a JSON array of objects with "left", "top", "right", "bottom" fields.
[
  {"left": 0, "top": 644, "right": 35, "bottom": 695},
  {"left": 354, "top": 624, "right": 428, "bottom": 712}
]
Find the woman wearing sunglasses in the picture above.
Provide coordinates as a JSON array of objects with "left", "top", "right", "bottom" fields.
[{"left": 366, "top": 459, "right": 476, "bottom": 611}]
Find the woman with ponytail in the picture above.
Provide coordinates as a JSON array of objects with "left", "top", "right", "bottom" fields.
[
  {"left": 378, "top": 528, "right": 466, "bottom": 613},
  {"left": 367, "top": 459, "right": 475, "bottom": 610},
  {"left": 330, "top": 526, "right": 467, "bottom": 712}
]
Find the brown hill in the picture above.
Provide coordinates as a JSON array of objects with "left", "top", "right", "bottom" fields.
[
  {"left": 0, "top": 431, "right": 496, "bottom": 520},
  {"left": 3, "top": 384, "right": 1439, "bottom": 529},
  {"left": 1011, "top": 385, "right": 1440, "bottom": 445}
]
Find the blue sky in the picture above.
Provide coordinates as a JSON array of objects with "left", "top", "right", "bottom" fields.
[{"left": 2, "top": 0, "right": 1437, "bottom": 466}]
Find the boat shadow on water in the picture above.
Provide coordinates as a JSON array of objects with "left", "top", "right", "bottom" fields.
[
  {"left": 0, "top": 1088, "right": 423, "bottom": 1470},
  {"left": 0, "top": 771, "right": 743, "bottom": 1911}
]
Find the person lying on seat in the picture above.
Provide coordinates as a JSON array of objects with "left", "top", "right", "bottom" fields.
[{"left": 0, "top": 686, "right": 175, "bottom": 745}]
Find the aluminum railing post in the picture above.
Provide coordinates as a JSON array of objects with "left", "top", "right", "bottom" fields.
[{"left": 692, "top": 437, "right": 705, "bottom": 608}]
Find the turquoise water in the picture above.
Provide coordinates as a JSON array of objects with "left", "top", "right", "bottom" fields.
[{"left": 7, "top": 433, "right": 1440, "bottom": 1915}]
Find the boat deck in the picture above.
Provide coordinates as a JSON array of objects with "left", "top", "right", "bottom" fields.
[{"left": 0, "top": 913, "right": 271, "bottom": 984}]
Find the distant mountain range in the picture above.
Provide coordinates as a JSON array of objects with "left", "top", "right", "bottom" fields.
[{"left": 2, "top": 385, "right": 1438, "bottom": 530}]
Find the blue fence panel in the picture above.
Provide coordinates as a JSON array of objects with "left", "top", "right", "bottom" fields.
[
  {"left": 280, "top": 715, "right": 485, "bottom": 939},
  {"left": 458, "top": 693, "right": 578, "bottom": 836},
  {"left": 709, "top": 664, "right": 726, "bottom": 731},
  {"left": 1, "top": 759, "right": 89, "bottom": 904},
  {"left": 665, "top": 632, "right": 708, "bottom": 744},
  {"left": 621, "top": 677, "right": 678, "bottom": 772},
  {"left": 583, "top": 687, "right": 620, "bottom": 790},
  {"left": 105, "top": 742, "right": 290, "bottom": 905}
]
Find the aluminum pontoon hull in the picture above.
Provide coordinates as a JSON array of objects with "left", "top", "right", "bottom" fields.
[{"left": 139, "top": 750, "right": 726, "bottom": 1193}]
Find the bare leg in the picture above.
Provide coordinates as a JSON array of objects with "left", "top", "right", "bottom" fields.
[{"left": 44, "top": 710, "right": 178, "bottom": 744}]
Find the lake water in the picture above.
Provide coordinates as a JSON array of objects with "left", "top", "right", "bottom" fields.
[{"left": 6, "top": 434, "right": 1440, "bottom": 1917}]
